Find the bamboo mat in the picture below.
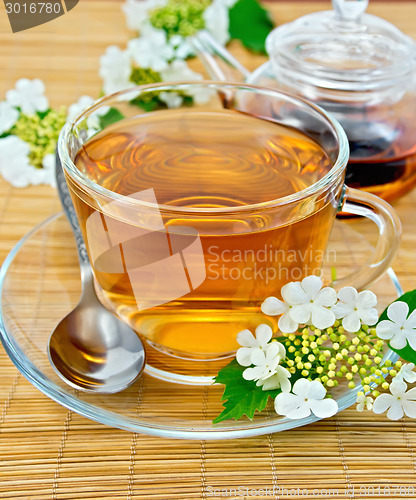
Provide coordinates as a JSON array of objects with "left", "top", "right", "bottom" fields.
[{"left": 1, "top": 2, "right": 416, "bottom": 499}]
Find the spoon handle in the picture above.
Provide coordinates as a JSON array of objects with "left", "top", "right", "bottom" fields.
[{"left": 55, "top": 150, "right": 91, "bottom": 269}]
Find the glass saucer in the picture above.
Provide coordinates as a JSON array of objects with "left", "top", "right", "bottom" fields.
[{"left": 0, "top": 213, "right": 401, "bottom": 440}]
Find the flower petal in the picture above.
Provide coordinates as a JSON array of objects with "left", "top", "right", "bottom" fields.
[
  {"left": 373, "top": 394, "right": 393, "bottom": 414},
  {"left": 279, "top": 376, "right": 292, "bottom": 393},
  {"left": 376, "top": 320, "right": 398, "bottom": 340},
  {"left": 281, "top": 282, "right": 308, "bottom": 305},
  {"left": 400, "top": 364, "right": 416, "bottom": 384},
  {"left": 405, "top": 308, "right": 416, "bottom": 329},
  {"left": 308, "top": 379, "right": 327, "bottom": 400},
  {"left": 315, "top": 287, "right": 337, "bottom": 307},
  {"left": 332, "top": 302, "right": 353, "bottom": 319},
  {"left": 274, "top": 393, "right": 300, "bottom": 416},
  {"left": 274, "top": 341, "right": 286, "bottom": 360},
  {"left": 286, "top": 402, "right": 312, "bottom": 420},
  {"left": 255, "top": 324, "right": 273, "bottom": 347},
  {"left": 257, "top": 375, "right": 279, "bottom": 390},
  {"left": 342, "top": 312, "right": 361, "bottom": 333},
  {"left": 309, "top": 398, "right": 338, "bottom": 418},
  {"left": 404, "top": 386, "right": 416, "bottom": 398},
  {"left": 250, "top": 349, "right": 266, "bottom": 367},
  {"left": 292, "top": 378, "right": 310, "bottom": 398},
  {"left": 358, "top": 290, "right": 377, "bottom": 309},
  {"left": 290, "top": 304, "right": 311, "bottom": 324},
  {"left": 405, "top": 330, "right": 416, "bottom": 352},
  {"left": 236, "top": 329, "right": 256, "bottom": 348},
  {"left": 265, "top": 341, "right": 282, "bottom": 361},
  {"left": 387, "top": 301, "right": 409, "bottom": 326},
  {"left": 236, "top": 347, "right": 253, "bottom": 367},
  {"left": 311, "top": 306, "right": 335, "bottom": 330},
  {"left": 359, "top": 308, "right": 379, "bottom": 326},
  {"left": 389, "top": 331, "right": 408, "bottom": 350},
  {"left": 242, "top": 365, "right": 266, "bottom": 381},
  {"left": 301, "top": 275, "right": 323, "bottom": 298},
  {"left": 403, "top": 400, "right": 416, "bottom": 418},
  {"left": 261, "top": 296, "right": 288, "bottom": 316},
  {"left": 390, "top": 379, "right": 407, "bottom": 396},
  {"left": 276, "top": 365, "right": 291, "bottom": 379},
  {"left": 387, "top": 401, "right": 404, "bottom": 420},
  {"left": 278, "top": 312, "right": 299, "bottom": 334},
  {"left": 337, "top": 286, "right": 358, "bottom": 304}
]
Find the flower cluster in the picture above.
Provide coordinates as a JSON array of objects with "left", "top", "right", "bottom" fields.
[
  {"left": 98, "top": 0, "right": 237, "bottom": 107},
  {"left": 123, "top": 0, "right": 234, "bottom": 50},
  {"left": 0, "top": 79, "right": 67, "bottom": 188},
  {"left": 99, "top": 36, "right": 211, "bottom": 108},
  {"left": 219, "top": 275, "right": 416, "bottom": 423}
]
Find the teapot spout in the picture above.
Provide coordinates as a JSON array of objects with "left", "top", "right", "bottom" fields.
[{"left": 191, "top": 30, "right": 251, "bottom": 82}]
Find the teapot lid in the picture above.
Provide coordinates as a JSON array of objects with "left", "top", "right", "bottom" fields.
[{"left": 266, "top": 0, "right": 416, "bottom": 91}]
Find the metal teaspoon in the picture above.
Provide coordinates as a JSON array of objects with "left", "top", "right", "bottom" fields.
[{"left": 47, "top": 152, "right": 146, "bottom": 393}]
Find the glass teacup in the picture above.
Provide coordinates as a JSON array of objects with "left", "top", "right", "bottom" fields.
[{"left": 58, "top": 82, "right": 401, "bottom": 383}]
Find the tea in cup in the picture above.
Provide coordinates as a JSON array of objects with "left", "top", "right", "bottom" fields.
[{"left": 59, "top": 83, "right": 400, "bottom": 383}]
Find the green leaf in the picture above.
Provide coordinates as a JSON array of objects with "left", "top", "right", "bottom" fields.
[
  {"left": 213, "top": 359, "right": 280, "bottom": 423},
  {"left": 377, "top": 289, "right": 416, "bottom": 364},
  {"left": 36, "top": 109, "right": 51, "bottom": 120},
  {"left": 99, "top": 108, "right": 125, "bottom": 129},
  {"left": 228, "top": 0, "right": 274, "bottom": 54},
  {"left": 130, "top": 96, "right": 164, "bottom": 112}
]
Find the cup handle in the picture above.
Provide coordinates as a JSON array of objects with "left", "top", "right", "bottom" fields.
[{"left": 331, "top": 186, "right": 402, "bottom": 290}]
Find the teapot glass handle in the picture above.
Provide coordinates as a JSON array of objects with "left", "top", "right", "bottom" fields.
[{"left": 332, "top": 186, "right": 401, "bottom": 290}]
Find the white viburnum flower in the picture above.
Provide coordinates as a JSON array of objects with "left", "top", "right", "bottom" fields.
[
  {"left": 356, "top": 394, "right": 374, "bottom": 412},
  {"left": 0, "top": 136, "right": 56, "bottom": 188},
  {"left": 99, "top": 46, "right": 132, "bottom": 96},
  {"left": 373, "top": 379, "right": 416, "bottom": 420},
  {"left": 0, "top": 136, "right": 54, "bottom": 188},
  {"left": 285, "top": 275, "right": 337, "bottom": 330},
  {"left": 159, "top": 91, "right": 183, "bottom": 108},
  {"left": 261, "top": 296, "right": 298, "bottom": 334},
  {"left": 332, "top": 287, "right": 378, "bottom": 333},
  {"left": 0, "top": 101, "right": 19, "bottom": 134},
  {"left": 160, "top": 60, "right": 212, "bottom": 104},
  {"left": 256, "top": 365, "right": 291, "bottom": 392},
  {"left": 242, "top": 341, "right": 286, "bottom": 382},
  {"left": 41, "top": 153, "right": 56, "bottom": 187},
  {"left": 6, "top": 78, "right": 49, "bottom": 114},
  {"left": 169, "top": 35, "right": 194, "bottom": 59},
  {"left": 0, "top": 136, "right": 31, "bottom": 187},
  {"left": 274, "top": 378, "right": 338, "bottom": 420},
  {"left": 396, "top": 363, "right": 416, "bottom": 383},
  {"left": 236, "top": 323, "right": 274, "bottom": 366},
  {"left": 128, "top": 28, "right": 174, "bottom": 72},
  {"left": 122, "top": 0, "right": 167, "bottom": 32},
  {"left": 67, "top": 96, "right": 109, "bottom": 132},
  {"left": 203, "top": 0, "right": 230, "bottom": 46},
  {"left": 376, "top": 301, "right": 416, "bottom": 350}
]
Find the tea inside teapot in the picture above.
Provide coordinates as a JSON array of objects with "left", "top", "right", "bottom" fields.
[{"left": 193, "top": 0, "right": 416, "bottom": 203}]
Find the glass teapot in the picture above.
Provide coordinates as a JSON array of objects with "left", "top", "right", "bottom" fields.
[{"left": 193, "top": 0, "right": 416, "bottom": 203}]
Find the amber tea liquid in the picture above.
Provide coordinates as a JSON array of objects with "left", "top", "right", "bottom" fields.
[{"left": 71, "top": 109, "right": 336, "bottom": 361}]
